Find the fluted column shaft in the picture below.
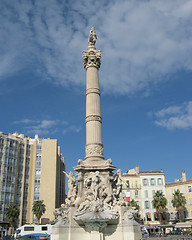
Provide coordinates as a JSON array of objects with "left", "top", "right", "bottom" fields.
[{"left": 83, "top": 45, "right": 104, "bottom": 161}]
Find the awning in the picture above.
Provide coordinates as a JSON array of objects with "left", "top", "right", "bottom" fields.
[
  {"left": 175, "top": 222, "right": 192, "bottom": 228},
  {"left": 147, "top": 213, "right": 151, "bottom": 219}
]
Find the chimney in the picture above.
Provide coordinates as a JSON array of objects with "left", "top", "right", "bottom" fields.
[
  {"left": 182, "top": 170, "right": 186, "bottom": 182},
  {"left": 136, "top": 166, "right": 140, "bottom": 174}
]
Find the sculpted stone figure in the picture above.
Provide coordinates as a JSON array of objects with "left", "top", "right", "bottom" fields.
[
  {"left": 53, "top": 204, "right": 69, "bottom": 225},
  {"left": 88, "top": 27, "right": 97, "bottom": 46},
  {"left": 100, "top": 184, "right": 113, "bottom": 205},
  {"left": 91, "top": 171, "right": 101, "bottom": 200},
  {"left": 124, "top": 207, "right": 138, "bottom": 221},
  {"left": 64, "top": 171, "right": 77, "bottom": 206},
  {"left": 113, "top": 169, "right": 123, "bottom": 199}
]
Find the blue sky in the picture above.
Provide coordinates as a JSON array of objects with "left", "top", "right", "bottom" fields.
[{"left": 0, "top": 0, "right": 192, "bottom": 182}]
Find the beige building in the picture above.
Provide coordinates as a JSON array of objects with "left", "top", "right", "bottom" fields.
[
  {"left": 0, "top": 132, "right": 65, "bottom": 227},
  {"left": 165, "top": 171, "right": 192, "bottom": 222},
  {"left": 122, "top": 167, "right": 141, "bottom": 210}
]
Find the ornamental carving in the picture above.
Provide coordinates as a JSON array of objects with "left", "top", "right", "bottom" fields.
[
  {"left": 85, "top": 115, "right": 102, "bottom": 123},
  {"left": 86, "top": 144, "right": 103, "bottom": 156},
  {"left": 86, "top": 88, "right": 100, "bottom": 96},
  {"left": 73, "top": 171, "right": 119, "bottom": 224},
  {"left": 83, "top": 50, "right": 101, "bottom": 69}
]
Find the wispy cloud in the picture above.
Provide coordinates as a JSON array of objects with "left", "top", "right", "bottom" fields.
[
  {"left": 153, "top": 101, "right": 192, "bottom": 130},
  {"left": 63, "top": 126, "right": 82, "bottom": 135},
  {"left": 0, "top": 0, "right": 192, "bottom": 94},
  {"left": 13, "top": 118, "right": 80, "bottom": 136}
]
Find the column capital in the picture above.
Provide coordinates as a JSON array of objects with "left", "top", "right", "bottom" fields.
[{"left": 83, "top": 49, "right": 101, "bottom": 70}]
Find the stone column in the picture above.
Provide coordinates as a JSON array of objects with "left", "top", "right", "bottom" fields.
[{"left": 83, "top": 27, "right": 104, "bottom": 162}]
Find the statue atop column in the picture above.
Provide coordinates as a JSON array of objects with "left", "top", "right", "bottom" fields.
[{"left": 88, "top": 27, "right": 97, "bottom": 46}]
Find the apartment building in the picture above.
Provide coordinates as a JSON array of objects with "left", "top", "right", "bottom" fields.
[
  {"left": 0, "top": 132, "right": 65, "bottom": 226},
  {"left": 140, "top": 170, "right": 166, "bottom": 224},
  {"left": 122, "top": 167, "right": 141, "bottom": 210},
  {"left": 121, "top": 166, "right": 166, "bottom": 224},
  {"left": 165, "top": 171, "right": 192, "bottom": 222}
]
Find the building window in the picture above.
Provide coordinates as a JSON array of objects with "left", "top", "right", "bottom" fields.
[
  {"left": 135, "top": 180, "right": 138, "bottom": 188},
  {"left": 146, "top": 212, "right": 151, "bottom": 221},
  {"left": 152, "top": 190, "right": 155, "bottom": 197},
  {"left": 135, "top": 190, "right": 139, "bottom": 198},
  {"left": 189, "top": 198, "right": 192, "bottom": 205},
  {"left": 154, "top": 212, "right": 159, "bottom": 220},
  {"left": 157, "top": 178, "right": 163, "bottom": 185},
  {"left": 168, "top": 189, "right": 172, "bottom": 196},
  {"left": 143, "top": 179, "right": 148, "bottom": 186},
  {"left": 126, "top": 180, "right": 129, "bottom": 188},
  {"left": 188, "top": 186, "right": 192, "bottom": 193},
  {"left": 145, "top": 190, "right": 148, "bottom": 198},
  {"left": 145, "top": 201, "right": 150, "bottom": 209},
  {"left": 180, "top": 187, "right": 185, "bottom": 193},
  {"left": 150, "top": 178, "right": 155, "bottom": 186}
]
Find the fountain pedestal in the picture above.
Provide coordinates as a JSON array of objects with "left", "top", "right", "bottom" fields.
[{"left": 51, "top": 205, "right": 141, "bottom": 240}]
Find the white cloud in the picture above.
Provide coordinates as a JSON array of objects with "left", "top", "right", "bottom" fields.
[
  {"left": 0, "top": 0, "right": 192, "bottom": 94},
  {"left": 63, "top": 126, "right": 82, "bottom": 135},
  {"left": 13, "top": 119, "right": 36, "bottom": 124},
  {"left": 13, "top": 118, "right": 81, "bottom": 136},
  {"left": 153, "top": 101, "right": 192, "bottom": 130},
  {"left": 155, "top": 106, "right": 182, "bottom": 118}
]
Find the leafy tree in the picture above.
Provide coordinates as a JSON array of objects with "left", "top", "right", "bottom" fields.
[
  {"left": 172, "top": 189, "right": 186, "bottom": 222},
  {"left": 152, "top": 190, "right": 167, "bottom": 223},
  {"left": 5, "top": 204, "right": 19, "bottom": 235},
  {"left": 32, "top": 200, "right": 46, "bottom": 224},
  {"left": 130, "top": 199, "right": 140, "bottom": 211},
  {"left": 127, "top": 199, "right": 143, "bottom": 222}
]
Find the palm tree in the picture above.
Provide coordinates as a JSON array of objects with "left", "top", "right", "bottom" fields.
[
  {"left": 152, "top": 190, "right": 167, "bottom": 223},
  {"left": 5, "top": 204, "right": 19, "bottom": 235},
  {"left": 32, "top": 200, "right": 46, "bottom": 224},
  {"left": 172, "top": 189, "right": 186, "bottom": 222}
]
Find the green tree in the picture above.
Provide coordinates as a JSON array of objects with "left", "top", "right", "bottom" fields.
[
  {"left": 5, "top": 204, "right": 19, "bottom": 235},
  {"left": 152, "top": 190, "right": 167, "bottom": 223},
  {"left": 172, "top": 189, "right": 186, "bottom": 222},
  {"left": 130, "top": 199, "right": 140, "bottom": 211},
  {"left": 32, "top": 200, "right": 46, "bottom": 224}
]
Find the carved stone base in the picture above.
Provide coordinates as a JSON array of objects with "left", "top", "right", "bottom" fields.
[{"left": 51, "top": 206, "right": 141, "bottom": 240}]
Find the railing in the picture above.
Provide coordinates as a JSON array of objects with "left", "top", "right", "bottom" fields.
[{"left": 142, "top": 236, "right": 192, "bottom": 240}]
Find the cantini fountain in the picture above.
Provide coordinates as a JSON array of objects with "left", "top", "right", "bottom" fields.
[{"left": 51, "top": 28, "right": 141, "bottom": 240}]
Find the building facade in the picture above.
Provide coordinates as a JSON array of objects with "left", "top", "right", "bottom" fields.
[
  {"left": 122, "top": 167, "right": 141, "bottom": 211},
  {"left": 140, "top": 170, "right": 166, "bottom": 224},
  {"left": 0, "top": 132, "right": 65, "bottom": 227},
  {"left": 165, "top": 171, "right": 192, "bottom": 222},
  {"left": 121, "top": 166, "right": 166, "bottom": 225}
]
